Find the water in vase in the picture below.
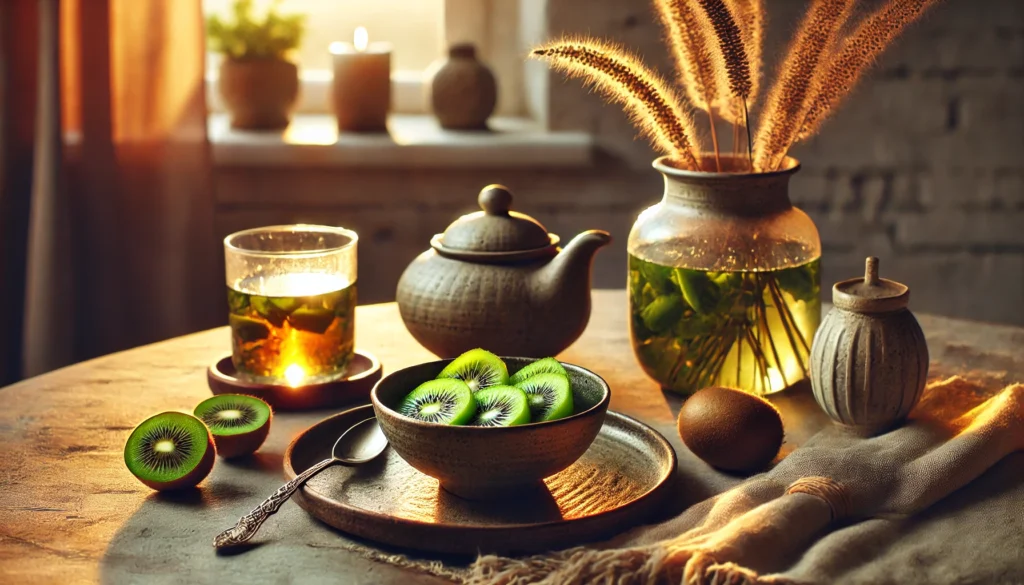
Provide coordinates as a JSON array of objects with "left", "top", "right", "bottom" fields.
[{"left": 629, "top": 248, "right": 820, "bottom": 396}]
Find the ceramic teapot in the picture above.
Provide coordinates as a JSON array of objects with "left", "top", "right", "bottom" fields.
[{"left": 396, "top": 185, "right": 611, "bottom": 358}]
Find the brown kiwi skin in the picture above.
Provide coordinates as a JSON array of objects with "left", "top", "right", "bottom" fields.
[
  {"left": 211, "top": 417, "right": 271, "bottom": 459},
  {"left": 677, "top": 386, "right": 783, "bottom": 473},
  {"left": 133, "top": 424, "right": 217, "bottom": 491}
]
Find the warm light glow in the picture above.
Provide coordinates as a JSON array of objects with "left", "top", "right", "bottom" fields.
[
  {"left": 154, "top": 440, "right": 175, "bottom": 453},
  {"left": 354, "top": 26, "right": 369, "bottom": 52},
  {"left": 328, "top": 41, "right": 345, "bottom": 55},
  {"left": 284, "top": 364, "right": 307, "bottom": 388}
]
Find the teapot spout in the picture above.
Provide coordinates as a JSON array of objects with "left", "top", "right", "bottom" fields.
[{"left": 539, "top": 230, "right": 612, "bottom": 297}]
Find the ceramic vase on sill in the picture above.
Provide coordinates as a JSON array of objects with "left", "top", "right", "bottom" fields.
[
  {"left": 219, "top": 58, "right": 299, "bottom": 130},
  {"left": 428, "top": 43, "right": 497, "bottom": 130},
  {"left": 628, "top": 155, "right": 822, "bottom": 397}
]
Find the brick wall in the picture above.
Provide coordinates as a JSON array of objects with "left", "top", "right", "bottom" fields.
[{"left": 214, "top": 0, "right": 1023, "bottom": 326}]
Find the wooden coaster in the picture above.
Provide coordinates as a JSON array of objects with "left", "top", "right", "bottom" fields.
[{"left": 207, "top": 350, "right": 382, "bottom": 411}]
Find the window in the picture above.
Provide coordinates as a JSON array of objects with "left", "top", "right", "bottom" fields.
[{"left": 203, "top": 0, "right": 530, "bottom": 117}]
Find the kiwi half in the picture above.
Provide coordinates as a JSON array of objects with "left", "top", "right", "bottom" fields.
[
  {"left": 124, "top": 412, "right": 215, "bottom": 491},
  {"left": 514, "top": 373, "right": 574, "bottom": 422},
  {"left": 437, "top": 349, "right": 508, "bottom": 392},
  {"left": 509, "top": 357, "right": 568, "bottom": 386},
  {"left": 471, "top": 386, "right": 531, "bottom": 427},
  {"left": 194, "top": 394, "right": 272, "bottom": 458},
  {"left": 399, "top": 379, "right": 476, "bottom": 425}
]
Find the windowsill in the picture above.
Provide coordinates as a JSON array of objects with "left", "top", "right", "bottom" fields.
[{"left": 209, "top": 114, "right": 593, "bottom": 169}]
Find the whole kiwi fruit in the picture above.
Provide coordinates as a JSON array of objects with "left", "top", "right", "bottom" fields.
[{"left": 677, "top": 386, "right": 784, "bottom": 473}]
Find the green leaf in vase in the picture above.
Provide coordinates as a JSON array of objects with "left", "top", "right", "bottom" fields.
[
  {"left": 775, "top": 264, "right": 817, "bottom": 303},
  {"left": 641, "top": 294, "right": 684, "bottom": 333},
  {"left": 640, "top": 261, "right": 675, "bottom": 294},
  {"left": 673, "top": 268, "right": 718, "bottom": 315}
]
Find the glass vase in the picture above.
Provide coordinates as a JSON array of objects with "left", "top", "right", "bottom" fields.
[{"left": 628, "top": 156, "right": 821, "bottom": 396}]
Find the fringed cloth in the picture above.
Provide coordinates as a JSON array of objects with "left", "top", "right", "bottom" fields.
[{"left": 355, "top": 377, "right": 1024, "bottom": 585}]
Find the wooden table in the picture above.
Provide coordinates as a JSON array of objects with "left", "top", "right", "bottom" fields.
[{"left": 1, "top": 290, "right": 1022, "bottom": 584}]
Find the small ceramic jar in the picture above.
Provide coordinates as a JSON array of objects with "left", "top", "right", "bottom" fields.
[
  {"left": 428, "top": 43, "right": 497, "bottom": 130},
  {"left": 810, "top": 257, "right": 929, "bottom": 435},
  {"left": 811, "top": 257, "right": 933, "bottom": 434}
]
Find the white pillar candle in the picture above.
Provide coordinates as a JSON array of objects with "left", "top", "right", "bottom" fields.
[{"left": 329, "top": 27, "right": 392, "bottom": 133}]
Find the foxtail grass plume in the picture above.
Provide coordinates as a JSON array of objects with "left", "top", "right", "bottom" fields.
[
  {"left": 534, "top": 0, "right": 941, "bottom": 173},
  {"left": 655, "top": 0, "right": 725, "bottom": 168},
  {"left": 695, "top": 0, "right": 752, "bottom": 102},
  {"left": 723, "top": 0, "right": 765, "bottom": 113},
  {"left": 754, "top": 0, "right": 855, "bottom": 171},
  {"left": 532, "top": 39, "right": 701, "bottom": 169},
  {"left": 798, "top": 0, "right": 942, "bottom": 140}
]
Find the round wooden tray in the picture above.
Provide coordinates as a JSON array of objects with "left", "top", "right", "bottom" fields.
[
  {"left": 207, "top": 350, "right": 381, "bottom": 411},
  {"left": 283, "top": 404, "right": 677, "bottom": 555}
]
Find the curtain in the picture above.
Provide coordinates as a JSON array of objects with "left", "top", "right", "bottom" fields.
[{"left": 0, "top": 0, "right": 220, "bottom": 384}]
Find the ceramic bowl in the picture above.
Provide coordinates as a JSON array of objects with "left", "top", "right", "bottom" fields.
[{"left": 371, "top": 357, "right": 610, "bottom": 500}]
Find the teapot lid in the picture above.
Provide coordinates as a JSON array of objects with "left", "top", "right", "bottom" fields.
[
  {"left": 833, "top": 257, "right": 910, "bottom": 313},
  {"left": 435, "top": 185, "right": 558, "bottom": 256}
]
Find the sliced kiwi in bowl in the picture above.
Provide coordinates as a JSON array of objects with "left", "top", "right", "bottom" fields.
[
  {"left": 194, "top": 394, "right": 272, "bottom": 459},
  {"left": 124, "top": 412, "right": 215, "bottom": 491},
  {"left": 437, "top": 348, "right": 508, "bottom": 392},
  {"left": 509, "top": 357, "right": 568, "bottom": 386},
  {"left": 399, "top": 379, "right": 476, "bottom": 425},
  {"left": 514, "top": 372, "right": 574, "bottom": 422},
  {"left": 471, "top": 386, "right": 531, "bottom": 427}
]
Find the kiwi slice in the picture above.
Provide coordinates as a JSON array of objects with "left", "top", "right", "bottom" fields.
[
  {"left": 508, "top": 357, "right": 568, "bottom": 386},
  {"left": 124, "top": 412, "right": 215, "bottom": 491},
  {"left": 437, "top": 349, "right": 508, "bottom": 392},
  {"left": 194, "top": 394, "right": 272, "bottom": 459},
  {"left": 398, "top": 379, "right": 476, "bottom": 425},
  {"left": 471, "top": 386, "right": 531, "bottom": 427},
  {"left": 514, "top": 373, "right": 574, "bottom": 422}
]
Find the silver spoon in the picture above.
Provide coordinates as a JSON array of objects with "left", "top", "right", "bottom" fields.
[{"left": 213, "top": 417, "right": 388, "bottom": 549}]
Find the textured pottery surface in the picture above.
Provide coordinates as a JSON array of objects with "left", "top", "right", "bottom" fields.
[
  {"left": 428, "top": 43, "right": 497, "bottom": 130},
  {"left": 219, "top": 58, "right": 299, "bottom": 130},
  {"left": 370, "top": 357, "right": 610, "bottom": 499},
  {"left": 810, "top": 257, "right": 929, "bottom": 435},
  {"left": 285, "top": 403, "right": 675, "bottom": 554},
  {"left": 396, "top": 185, "right": 611, "bottom": 358}
]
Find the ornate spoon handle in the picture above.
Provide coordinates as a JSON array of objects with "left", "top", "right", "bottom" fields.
[{"left": 214, "top": 457, "right": 335, "bottom": 549}]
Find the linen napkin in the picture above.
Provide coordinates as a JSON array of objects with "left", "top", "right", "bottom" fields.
[{"left": 464, "top": 376, "right": 1024, "bottom": 585}]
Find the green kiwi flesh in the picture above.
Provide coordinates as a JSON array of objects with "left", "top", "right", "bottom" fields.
[
  {"left": 399, "top": 379, "right": 476, "bottom": 425},
  {"left": 194, "top": 394, "right": 273, "bottom": 458},
  {"left": 471, "top": 386, "right": 531, "bottom": 427},
  {"left": 437, "top": 349, "right": 509, "bottom": 392},
  {"left": 124, "top": 412, "right": 215, "bottom": 491},
  {"left": 508, "top": 357, "right": 569, "bottom": 386},
  {"left": 514, "top": 373, "right": 574, "bottom": 422}
]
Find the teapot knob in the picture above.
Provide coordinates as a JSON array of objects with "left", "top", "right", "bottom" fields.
[{"left": 479, "top": 185, "right": 513, "bottom": 216}]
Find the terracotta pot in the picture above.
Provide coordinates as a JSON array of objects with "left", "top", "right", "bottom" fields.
[
  {"left": 810, "top": 257, "right": 929, "bottom": 435},
  {"left": 371, "top": 357, "right": 611, "bottom": 500},
  {"left": 396, "top": 185, "right": 611, "bottom": 358},
  {"left": 428, "top": 43, "right": 497, "bottom": 130},
  {"left": 218, "top": 58, "right": 299, "bottom": 130}
]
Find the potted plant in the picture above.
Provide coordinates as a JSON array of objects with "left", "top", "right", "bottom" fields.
[
  {"left": 207, "top": 0, "right": 306, "bottom": 130},
  {"left": 533, "top": 0, "right": 940, "bottom": 396}
]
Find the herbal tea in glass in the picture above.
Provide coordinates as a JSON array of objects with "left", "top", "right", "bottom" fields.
[
  {"left": 224, "top": 225, "right": 358, "bottom": 386},
  {"left": 228, "top": 273, "right": 356, "bottom": 384},
  {"left": 629, "top": 248, "right": 820, "bottom": 396}
]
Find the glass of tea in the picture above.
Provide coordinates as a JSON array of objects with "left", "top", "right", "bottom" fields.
[{"left": 224, "top": 225, "right": 357, "bottom": 386}]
